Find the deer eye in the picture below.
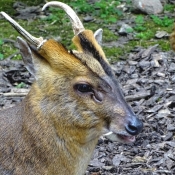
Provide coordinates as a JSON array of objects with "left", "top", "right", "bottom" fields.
[{"left": 74, "top": 84, "right": 93, "bottom": 93}]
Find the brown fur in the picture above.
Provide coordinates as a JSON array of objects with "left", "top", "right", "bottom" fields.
[
  {"left": 0, "top": 9, "right": 143, "bottom": 175},
  {"left": 170, "top": 24, "right": 175, "bottom": 51},
  {"left": 73, "top": 30, "right": 107, "bottom": 62}
]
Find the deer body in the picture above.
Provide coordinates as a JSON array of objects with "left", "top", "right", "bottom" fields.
[
  {"left": 0, "top": 2, "right": 143, "bottom": 175},
  {"left": 0, "top": 95, "right": 98, "bottom": 175}
]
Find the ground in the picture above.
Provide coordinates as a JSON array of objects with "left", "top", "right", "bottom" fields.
[{"left": 0, "top": 0, "right": 175, "bottom": 175}]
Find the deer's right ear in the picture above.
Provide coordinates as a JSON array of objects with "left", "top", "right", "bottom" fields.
[{"left": 17, "top": 37, "right": 38, "bottom": 78}]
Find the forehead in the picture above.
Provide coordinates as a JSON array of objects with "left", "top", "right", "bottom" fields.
[
  {"left": 73, "top": 52, "right": 106, "bottom": 77},
  {"left": 37, "top": 39, "right": 108, "bottom": 78},
  {"left": 72, "top": 30, "right": 114, "bottom": 77}
]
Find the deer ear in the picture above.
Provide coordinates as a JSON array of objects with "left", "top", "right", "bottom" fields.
[
  {"left": 17, "top": 36, "right": 49, "bottom": 80},
  {"left": 94, "top": 28, "right": 103, "bottom": 45},
  {"left": 17, "top": 37, "right": 36, "bottom": 77}
]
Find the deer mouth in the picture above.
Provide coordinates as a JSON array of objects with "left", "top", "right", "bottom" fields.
[
  {"left": 104, "top": 131, "right": 136, "bottom": 143},
  {"left": 116, "top": 132, "right": 135, "bottom": 143}
]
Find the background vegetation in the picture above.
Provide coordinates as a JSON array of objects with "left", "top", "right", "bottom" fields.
[{"left": 0, "top": 0, "right": 174, "bottom": 62}]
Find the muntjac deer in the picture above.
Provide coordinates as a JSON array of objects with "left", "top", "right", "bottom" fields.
[{"left": 0, "top": 1, "right": 143, "bottom": 175}]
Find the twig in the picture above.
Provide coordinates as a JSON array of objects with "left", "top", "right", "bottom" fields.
[{"left": 0, "top": 92, "right": 28, "bottom": 97}]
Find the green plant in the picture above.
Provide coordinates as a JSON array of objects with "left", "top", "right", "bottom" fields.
[
  {"left": 135, "top": 15, "right": 144, "bottom": 24},
  {"left": 133, "top": 14, "right": 174, "bottom": 41},
  {"left": 103, "top": 29, "right": 118, "bottom": 42},
  {"left": 151, "top": 15, "right": 174, "bottom": 27},
  {"left": 44, "top": 0, "right": 122, "bottom": 24},
  {"left": 16, "top": 82, "right": 26, "bottom": 88},
  {"left": 126, "top": 28, "right": 134, "bottom": 33},
  {"left": 0, "top": 53, "right": 3, "bottom": 60},
  {"left": 0, "top": 0, "right": 45, "bottom": 15},
  {"left": 163, "top": 4, "right": 175, "bottom": 12},
  {"left": 42, "top": 7, "right": 67, "bottom": 24},
  {"left": 135, "top": 30, "right": 154, "bottom": 40},
  {"left": 134, "top": 15, "right": 146, "bottom": 32},
  {"left": 93, "top": 0, "right": 122, "bottom": 23},
  {"left": 0, "top": 39, "right": 4, "bottom": 60},
  {"left": 94, "top": 1, "right": 120, "bottom": 14},
  {"left": 134, "top": 25, "right": 146, "bottom": 32},
  {"left": 0, "top": 0, "right": 173, "bottom": 63},
  {"left": 126, "top": 0, "right": 132, "bottom": 5}
]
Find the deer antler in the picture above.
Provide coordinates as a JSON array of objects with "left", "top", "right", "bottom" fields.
[
  {"left": 0, "top": 12, "right": 46, "bottom": 48},
  {"left": 42, "top": 1, "right": 85, "bottom": 35}
]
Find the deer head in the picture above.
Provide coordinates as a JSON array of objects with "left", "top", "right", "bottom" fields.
[{"left": 1, "top": 2, "right": 143, "bottom": 145}]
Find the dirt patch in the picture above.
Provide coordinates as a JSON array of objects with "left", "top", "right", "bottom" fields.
[
  {"left": 1, "top": 45, "right": 175, "bottom": 174},
  {"left": 0, "top": 0, "right": 175, "bottom": 174}
]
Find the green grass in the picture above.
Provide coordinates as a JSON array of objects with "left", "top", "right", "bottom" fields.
[
  {"left": 0, "top": 0, "right": 174, "bottom": 62},
  {"left": 0, "top": 0, "right": 44, "bottom": 15},
  {"left": 164, "top": 4, "right": 175, "bottom": 12},
  {"left": 0, "top": 39, "right": 4, "bottom": 60},
  {"left": 151, "top": 15, "right": 174, "bottom": 27}
]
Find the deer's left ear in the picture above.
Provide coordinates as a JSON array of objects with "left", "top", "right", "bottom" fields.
[{"left": 94, "top": 28, "right": 103, "bottom": 46}]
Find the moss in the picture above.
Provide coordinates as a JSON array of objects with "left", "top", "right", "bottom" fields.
[
  {"left": 0, "top": 0, "right": 174, "bottom": 62},
  {"left": 0, "top": 0, "right": 44, "bottom": 15},
  {"left": 103, "top": 29, "right": 118, "bottom": 42},
  {"left": 103, "top": 47, "right": 124, "bottom": 63},
  {"left": 163, "top": 4, "right": 175, "bottom": 12},
  {"left": 0, "top": 0, "right": 16, "bottom": 15}
]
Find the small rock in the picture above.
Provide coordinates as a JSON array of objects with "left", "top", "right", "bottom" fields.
[
  {"left": 102, "top": 166, "right": 113, "bottom": 171},
  {"left": 89, "top": 158, "right": 105, "bottom": 167},
  {"left": 157, "top": 108, "right": 171, "bottom": 117},
  {"left": 141, "top": 45, "right": 159, "bottom": 58},
  {"left": 163, "top": 132, "right": 173, "bottom": 141},
  {"left": 166, "top": 158, "right": 174, "bottom": 170},
  {"left": 130, "top": 74, "right": 139, "bottom": 79},
  {"left": 151, "top": 59, "right": 160, "bottom": 67},
  {"left": 117, "top": 4, "right": 128, "bottom": 12},
  {"left": 155, "top": 31, "right": 169, "bottom": 38},
  {"left": 118, "top": 23, "right": 133, "bottom": 35},
  {"left": 169, "top": 62, "right": 175, "bottom": 72},
  {"left": 157, "top": 72, "right": 165, "bottom": 77},
  {"left": 128, "top": 60, "right": 138, "bottom": 66},
  {"left": 83, "top": 16, "right": 94, "bottom": 22},
  {"left": 167, "top": 124, "right": 175, "bottom": 131},
  {"left": 139, "top": 61, "right": 150, "bottom": 68},
  {"left": 112, "top": 154, "right": 127, "bottom": 166},
  {"left": 171, "top": 75, "right": 175, "bottom": 82},
  {"left": 146, "top": 105, "right": 163, "bottom": 113},
  {"left": 133, "top": 0, "right": 163, "bottom": 14},
  {"left": 132, "top": 156, "right": 147, "bottom": 163}
]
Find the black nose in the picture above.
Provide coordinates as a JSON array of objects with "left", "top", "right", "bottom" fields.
[{"left": 125, "top": 117, "right": 143, "bottom": 135}]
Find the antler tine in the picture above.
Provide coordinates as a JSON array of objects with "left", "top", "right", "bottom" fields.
[
  {"left": 0, "top": 12, "right": 45, "bottom": 48},
  {"left": 42, "top": 1, "right": 85, "bottom": 35}
]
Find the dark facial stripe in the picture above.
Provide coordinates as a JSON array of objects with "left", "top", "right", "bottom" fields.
[{"left": 78, "top": 33, "right": 114, "bottom": 77}]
